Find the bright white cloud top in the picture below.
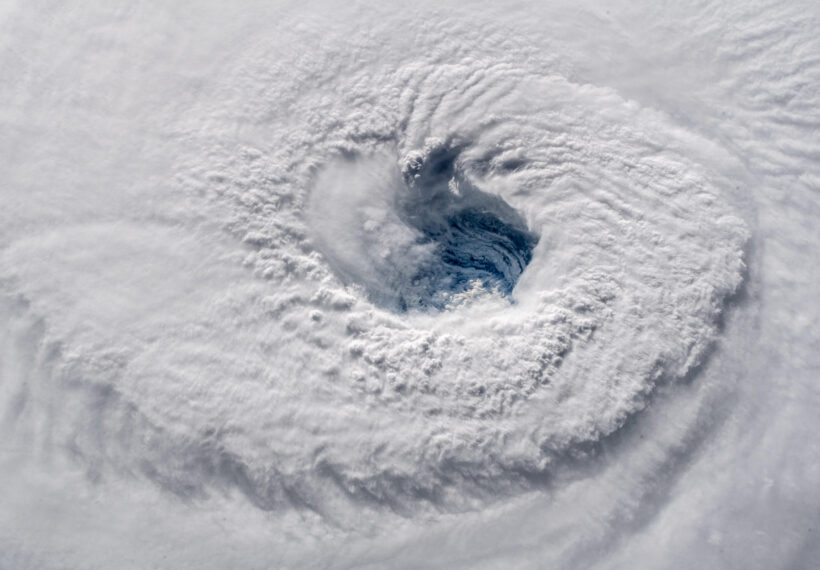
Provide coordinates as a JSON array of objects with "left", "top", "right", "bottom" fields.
[{"left": 1, "top": 2, "right": 818, "bottom": 569}]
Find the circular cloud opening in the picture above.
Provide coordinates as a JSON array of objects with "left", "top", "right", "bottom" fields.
[{"left": 309, "top": 143, "right": 539, "bottom": 312}]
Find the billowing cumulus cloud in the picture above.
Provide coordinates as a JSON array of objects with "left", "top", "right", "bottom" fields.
[{"left": 0, "top": 1, "right": 818, "bottom": 569}]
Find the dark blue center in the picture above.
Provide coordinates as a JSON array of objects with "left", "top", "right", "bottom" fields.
[{"left": 395, "top": 145, "right": 538, "bottom": 311}]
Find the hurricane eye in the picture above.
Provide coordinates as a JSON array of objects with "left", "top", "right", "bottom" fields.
[{"left": 309, "top": 145, "right": 539, "bottom": 312}]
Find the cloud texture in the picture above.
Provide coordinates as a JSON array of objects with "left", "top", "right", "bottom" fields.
[{"left": 0, "top": 1, "right": 818, "bottom": 568}]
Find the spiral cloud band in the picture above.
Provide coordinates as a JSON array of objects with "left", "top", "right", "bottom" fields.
[{"left": 1, "top": 1, "right": 818, "bottom": 569}]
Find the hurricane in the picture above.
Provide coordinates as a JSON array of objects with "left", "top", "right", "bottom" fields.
[{"left": 1, "top": 1, "right": 818, "bottom": 569}]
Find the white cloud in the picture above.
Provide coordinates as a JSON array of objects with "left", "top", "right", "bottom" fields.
[{"left": 0, "top": 1, "right": 818, "bottom": 568}]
